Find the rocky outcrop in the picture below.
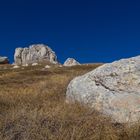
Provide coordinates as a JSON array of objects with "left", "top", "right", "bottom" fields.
[
  {"left": 63, "top": 58, "right": 80, "bottom": 66},
  {"left": 14, "top": 44, "right": 58, "bottom": 65},
  {"left": 0, "top": 56, "right": 9, "bottom": 64},
  {"left": 66, "top": 55, "right": 140, "bottom": 123}
]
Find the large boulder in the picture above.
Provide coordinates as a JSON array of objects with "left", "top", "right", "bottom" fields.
[
  {"left": 64, "top": 58, "right": 80, "bottom": 66},
  {"left": 14, "top": 44, "right": 58, "bottom": 65},
  {"left": 66, "top": 55, "right": 140, "bottom": 123},
  {"left": 0, "top": 56, "right": 9, "bottom": 64}
]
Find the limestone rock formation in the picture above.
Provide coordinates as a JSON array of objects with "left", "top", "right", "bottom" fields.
[
  {"left": 14, "top": 44, "right": 58, "bottom": 65},
  {"left": 66, "top": 55, "right": 140, "bottom": 123},
  {"left": 63, "top": 58, "right": 80, "bottom": 66},
  {"left": 0, "top": 56, "right": 9, "bottom": 64}
]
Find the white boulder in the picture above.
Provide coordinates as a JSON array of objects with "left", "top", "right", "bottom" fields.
[
  {"left": 66, "top": 55, "right": 140, "bottom": 123},
  {"left": 14, "top": 44, "right": 58, "bottom": 65},
  {"left": 64, "top": 58, "right": 80, "bottom": 66},
  {"left": 32, "top": 63, "right": 38, "bottom": 66},
  {"left": 45, "top": 65, "right": 51, "bottom": 69},
  {"left": 22, "top": 64, "right": 29, "bottom": 67},
  {"left": 13, "top": 65, "right": 20, "bottom": 69}
]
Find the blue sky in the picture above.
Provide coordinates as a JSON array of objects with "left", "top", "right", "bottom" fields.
[{"left": 0, "top": 0, "right": 140, "bottom": 63}]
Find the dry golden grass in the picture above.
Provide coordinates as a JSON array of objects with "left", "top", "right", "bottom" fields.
[{"left": 0, "top": 64, "right": 140, "bottom": 140}]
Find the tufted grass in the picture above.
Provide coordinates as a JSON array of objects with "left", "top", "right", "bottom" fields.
[{"left": 0, "top": 63, "right": 140, "bottom": 140}]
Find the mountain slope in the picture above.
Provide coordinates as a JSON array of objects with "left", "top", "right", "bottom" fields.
[{"left": 0, "top": 64, "right": 140, "bottom": 140}]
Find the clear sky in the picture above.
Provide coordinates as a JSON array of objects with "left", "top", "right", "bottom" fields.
[{"left": 0, "top": 0, "right": 140, "bottom": 64}]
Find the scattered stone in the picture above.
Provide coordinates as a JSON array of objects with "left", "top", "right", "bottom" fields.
[
  {"left": 22, "top": 64, "right": 29, "bottom": 67},
  {"left": 45, "top": 65, "right": 51, "bottom": 69},
  {"left": 63, "top": 58, "right": 80, "bottom": 66},
  {"left": 32, "top": 63, "right": 38, "bottom": 66},
  {"left": 14, "top": 44, "right": 58, "bottom": 65},
  {"left": 59, "top": 65, "right": 63, "bottom": 67},
  {"left": 66, "top": 55, "right": 140, "bottom": 123},
  {"left": 13, "top": 65, "right": 20, "bottom": 69}
]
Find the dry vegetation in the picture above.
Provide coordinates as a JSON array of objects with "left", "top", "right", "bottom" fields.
[{"left": 0, "top": 64, "right": 140, "bottom": 140}]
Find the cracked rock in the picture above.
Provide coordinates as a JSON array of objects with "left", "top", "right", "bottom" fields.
[
  {"left": 66, "top": 55, "right": 140, "bottom": 123},
  {"left": 14, "top": 44, "right": 58, "bottom": 65}
]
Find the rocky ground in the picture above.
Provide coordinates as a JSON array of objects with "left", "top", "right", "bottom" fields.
[{"left": 0, "top": 63, "right": 140, "bottom": 140}]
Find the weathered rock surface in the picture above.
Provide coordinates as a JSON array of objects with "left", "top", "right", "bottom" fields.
[
  {"left": 64, "top": 58, "right": 80, "bottom": 66},
  {"left": 14, "top": 44, "right": 58, "bottom": 65},
  {"left": 66, "top": 55, "right": 140, "bottom": 123},
  {"left": 0, "top": 56, "right": 9, "bottom": 64}
]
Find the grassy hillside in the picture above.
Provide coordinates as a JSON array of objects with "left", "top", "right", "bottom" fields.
[{"left": 0, "top": 64, "right": 140, "bottom": 140}]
